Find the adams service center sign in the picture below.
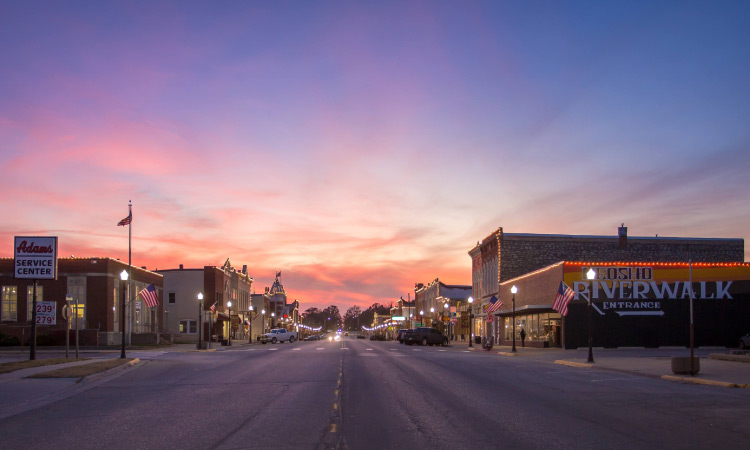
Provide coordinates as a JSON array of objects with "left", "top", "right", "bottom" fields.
[{"left": 14, "top": 236, "right": 58, "bottom": 280}]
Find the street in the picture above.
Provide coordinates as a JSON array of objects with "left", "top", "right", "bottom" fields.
[{"left": 1, "top": 339, "right": 749, "bottom": 449}]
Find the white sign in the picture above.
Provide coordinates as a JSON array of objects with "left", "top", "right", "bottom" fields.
[
  {"left": 14, "top": 236, "right": 58, "bottom": 279},
  {"left": 36, "top": 301, "right": 56, "bottom": 325}
]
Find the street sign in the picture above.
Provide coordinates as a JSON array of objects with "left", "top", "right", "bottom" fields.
[
  {"left": 35, "top": 301, "right": 56, "bottom": 325},
  {"left": 62, "top": 305, "right": 73, "bottom": 320},
  {"left": 14, "top": 236, "right": 58, "bottom": 279}
]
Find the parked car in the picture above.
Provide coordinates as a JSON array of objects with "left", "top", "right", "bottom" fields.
[
  {"left": 740, "top": 333, "right": 750, "bottom": 349},
  {"left": 356, "top": 334, "right": 366, "bottom": 339},
  {"left": 396, "top": 329, "right": 413, "bottom": 344},
  {"left": 402, "top": 327, "right": 449, "bottom": 347},
  {"left": 304, "top": 335, "right": 321, "bottom": 341},
  {"left": 260, "top": 328, "right": 297, "bottom": 344},
  {"left": 369, "top": 334, "right": 386, "bottom": 341}
]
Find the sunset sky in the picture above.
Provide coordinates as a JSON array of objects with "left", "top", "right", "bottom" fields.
[{"left": 2, "top": 1, "right": 749, "bottom": 312}]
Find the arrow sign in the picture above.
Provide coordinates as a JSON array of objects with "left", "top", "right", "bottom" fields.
[{"left": 615, "top": 311, "right": 665, "bottom": 316}]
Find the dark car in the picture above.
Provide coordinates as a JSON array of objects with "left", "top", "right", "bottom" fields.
[
  {"left": 369, "top": 334, "right": 386, "bottom": 341},
  {"left": 356, "top": 334, "right": 366, "bottom": 339},
  {"left": 402, "top": 327, "right": 449, "bottom": 347},
  {"left": 740, "top": 333, "right": 750, "bottom": 349},
  {"left": 304, "top": 335, "right": 321, "bottom": 341},
  {"left": 396, "top": 329, "right": 413, "bottom": 344}
]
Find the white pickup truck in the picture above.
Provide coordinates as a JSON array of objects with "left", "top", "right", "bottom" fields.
[{"left": 260, "top": 328, "right": 298, "bottom": 344}]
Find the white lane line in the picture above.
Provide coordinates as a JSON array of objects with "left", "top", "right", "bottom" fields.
[
  {"left": 292, "top": 348, "right": 301, "bottom": 351},
  {"left": 366, "top": 348, "right": 373, "bottom": 351},
  {"left": 438, "top": 350, "right": 446, "bottom": 352},
  {"left": 268, "top": 348, "right": 278, "bottom": 351},
  {"left": 317, "top": 348, "right": 325, "bottom": 350}
]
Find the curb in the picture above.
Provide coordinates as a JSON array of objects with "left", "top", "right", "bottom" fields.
[
  {"left": 497, "top": 351, "right": 519, "bottom": 357},
  {"left": 554, "top": 360, "right": 593, "bottom": 368},
  {"left": 661, "top": 375, "right": 749, "bottom": 388}
]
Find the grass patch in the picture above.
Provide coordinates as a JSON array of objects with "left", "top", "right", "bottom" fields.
[
  {"left": 0, "top": 358, "right": 87, "bottom": 375},
  {"left": 29, "top": 358, "right": 135, "bottom": 379}
]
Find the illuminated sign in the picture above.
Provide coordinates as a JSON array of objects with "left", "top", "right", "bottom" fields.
[
  {"left": 391, "top": 316, "right": 406, "bottom": 321},
  {"left": 14, "top": 236, "right": 57, "bottom": 280}
]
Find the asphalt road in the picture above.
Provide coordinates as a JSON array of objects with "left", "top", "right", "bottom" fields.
[{"left": 0, "top": 339, "right": 748, "bottom": 450}]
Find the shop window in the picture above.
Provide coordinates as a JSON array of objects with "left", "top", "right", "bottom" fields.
[
  {"left": 2, "top": 286, "right": 18, "bottom": 322},
  {"left": 26, "top": 285, "right": 43, "bottom": 322},
  {"left": 179, "top": 319, "right": 197, "bottom": 334}
]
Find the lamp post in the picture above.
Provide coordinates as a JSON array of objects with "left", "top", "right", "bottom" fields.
[
  {"left": 119, "top": 270, "right": 128, "bottom": 359},
  {"left": 419, "top": 310, "right": 424, "bottom": 328},
  {"left": 226, "top": 301, "right": 232, "bottom": 346},
  {"left": 586, "top": 268, "right": 596, "bottom": 363},
  {"left": 271, "top": 312, "right": 275, "bottom": 330},
  {"left": 467, "top": 297, "right": 474, "bottom": 348},
  {"left": 248, "top": 305, "right": 254, "bottom": 343},
  {"left": 197, "top": 293, "right": 203, "bottom": 350},
  {"left": 261, "top": 309, "right": 266, "bottom": 333},
  {"left": 511, "top": 286, "right": 518, "bottom": 353},
  {"left": 444, "top": 302, "right": 450, "bottom": 340}
]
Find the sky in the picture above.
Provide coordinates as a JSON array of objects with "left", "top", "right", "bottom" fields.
[{"left": 2, "top": 1, "right": 749, "bottom": 312}]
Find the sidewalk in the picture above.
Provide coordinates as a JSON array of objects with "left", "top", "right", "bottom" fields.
[{"left": 473, "top": 344, "right": 750, "bottom": 388}]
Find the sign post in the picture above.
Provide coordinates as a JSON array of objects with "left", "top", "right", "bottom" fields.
[
  {"left": 63, "top": 298, "right": 73, "bottom": 359},
  {"left": 14, "top": 236, "right": 57, "bottom": 360}
]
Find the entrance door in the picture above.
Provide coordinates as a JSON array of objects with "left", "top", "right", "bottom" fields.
[{"left": 544, "top": 318, "right": 562, "bottom": 347}]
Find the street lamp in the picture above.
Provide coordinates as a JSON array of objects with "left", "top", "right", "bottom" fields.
[
  {"left": 248, "top": 305, "right": 254, "bottom": 343},
  {"left": 587, "top": 268, "right": 596, "bottom": 363},
  {"left": 197, "top": 293, "right": 203, "bottom": 350},
  {"left": 444, "top": 302, "right": 450, "bottom": 340},
  {"left": 467, "top": 297, "right": 474, "bottom": 348},
  {"left": 227, "top": 301, "right": 232, "bottom": 346},
  {"left": 119, "top": 270, "right": 128, "bottom": 359},
  {"left": 511, "top": 286, "right": 518, "bottom": 353},
  {"left": 261, "top": 309, "right": 266, "bottom": 333},
  {"left": 271, "top": 312, "right": 275, "bottom": 330},
  {"left": 419, "top": 310, "right": 424, "bottom": 328}
]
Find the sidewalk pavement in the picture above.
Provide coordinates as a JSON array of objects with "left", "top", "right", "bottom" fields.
[{"left": 470, "top": 344, "right": 750, "bottom": 388}]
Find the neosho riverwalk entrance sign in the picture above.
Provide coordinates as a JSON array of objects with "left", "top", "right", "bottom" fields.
[{"left": 14, "top": 236, "right": 58, "bottom": 360}]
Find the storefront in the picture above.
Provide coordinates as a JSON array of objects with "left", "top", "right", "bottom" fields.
[{"left": 496, "top": 261, "right": 750, "bottom": 349}]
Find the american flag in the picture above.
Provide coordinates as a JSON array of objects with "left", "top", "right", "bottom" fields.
[
  {"left": 209, "top": 301, "right": 217, "bottom": 312},
  {"left": 553, "top": 281, "right": 575, "bottom": 316},
  {"left": 139, "top": 284, "right": 159, "bottom": 308},
  {"left": 117, "top": 212, "right": 132, "bottom": 226},
  {"left": 485, "top": 295, "right": 503, "bottom": 314}
]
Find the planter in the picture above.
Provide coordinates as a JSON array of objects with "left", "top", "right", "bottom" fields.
[{"left": 671, "top": 356, "right": 700, "bottom": 375}]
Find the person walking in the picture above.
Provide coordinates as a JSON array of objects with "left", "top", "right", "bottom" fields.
[{"left": 520, "top": 328, "right": 526, "bottom": 347}]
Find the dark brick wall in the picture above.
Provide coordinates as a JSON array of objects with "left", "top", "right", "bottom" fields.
[{"left": 498, "top": 232, "right": 744, "bottom": 282}]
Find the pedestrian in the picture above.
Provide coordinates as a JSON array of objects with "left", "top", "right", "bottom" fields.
[{"left": 520, "top": 328, "right": 526, "bottom": 347}]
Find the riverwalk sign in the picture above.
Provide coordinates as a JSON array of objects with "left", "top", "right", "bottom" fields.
[{"left": 14, "top": 236, "right": 58, "bottom": 280}]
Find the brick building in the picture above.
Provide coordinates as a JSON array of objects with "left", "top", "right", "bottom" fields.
[
  {"left": 492, "top": 261, "right": 750, "bottom": 349},
  {"left": 158, "top": 259, "right": 253, "bottom": 345},
  {"left": 1, "top": 257, "right": 162, "bottom": 346},
  {"left": 469, "top": 226, "right": 745, "bottom": 345}
]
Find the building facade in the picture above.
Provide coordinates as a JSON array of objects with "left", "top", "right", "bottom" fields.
[
  {"left": 1, "top": 257, "right": 162, "bottom": 346},
  {"left": 158, "top": 259, "right": 253, "bottom": 345},
  {"left": 492, "top": 261, "right": 750, "bottom": 349},
  {"left": 469, "top": 226, "right": 745, "bottom": 344}
]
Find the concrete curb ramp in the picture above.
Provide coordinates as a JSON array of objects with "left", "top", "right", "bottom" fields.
[
  {"left": 554, "top": 360, "right": 593, "bottom": 368},
  {"left": 661, "top": 375, "right": 749, "bottom": 389}
]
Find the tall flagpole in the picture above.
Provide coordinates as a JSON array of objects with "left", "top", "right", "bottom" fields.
[{"left": 128, "top": 200, "right": 132, "bottom": 345}]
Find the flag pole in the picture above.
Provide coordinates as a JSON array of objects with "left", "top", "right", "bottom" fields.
[{"left": 128, "top": 200, "right": 132, "bottom": 345}]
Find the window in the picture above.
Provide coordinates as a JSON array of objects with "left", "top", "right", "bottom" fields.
[
  {"left": 67, "top": 277, "right": 86, "bottom": 329},
  {"left": 27, "top": 285, "right": 43, "bottom": 322},
  {"left": 179, "top": 319, "right": 197, "bottom": 334},
  {"left": 2, "top": 286, "right": 18, "bottom": 322},
  {"left": 168, "top": 292, "right": 176, "bottom": 304}
]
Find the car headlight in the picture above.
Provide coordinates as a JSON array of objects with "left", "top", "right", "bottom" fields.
[{"left": 328, "top": 336, "right": 333, "bottom": 341}]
